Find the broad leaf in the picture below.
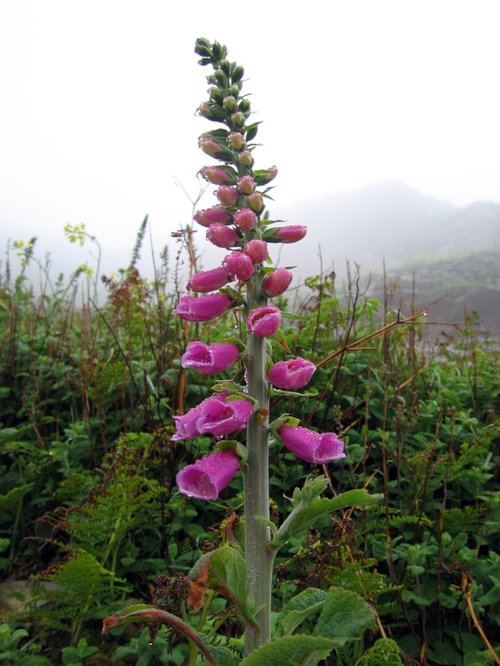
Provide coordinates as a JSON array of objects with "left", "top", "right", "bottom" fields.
[
  {"left": 240, "top": 634, "right": 335, "bottom": 665},
  {"left": 276, "top": 587, "right": 327, "bottom": 636},
  {"left": 313, "top": 587, "right": 375, "bottom": 643},
  {"left": 208, "top": 545, "right": 257, "bottom": 627}
]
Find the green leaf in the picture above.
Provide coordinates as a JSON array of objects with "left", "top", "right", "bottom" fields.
[
  {"left": 209, "top": 545, "right": 257, "bottom": 627},
  {"left": 0, "top": 483, "right": 34, "bottom": 511},
  {"left": 313, "top": 587, "right": 375, "bottom": 643},
  {"left": 240, "top": 634, "right": 335, "bottom": 665},
  {"left": 272, "top": 489, "right": 382, "bottom": 546},
  {"left": 276, "top": 588, "right": 327, "bottom": 636}
]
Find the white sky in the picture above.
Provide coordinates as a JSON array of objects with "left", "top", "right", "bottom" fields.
[{"left": 1, "top": 0, "right": 499, "bottom": 274}]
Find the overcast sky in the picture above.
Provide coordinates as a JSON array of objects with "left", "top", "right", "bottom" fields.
[{"left": 1, "top": 0, "right": 499, "bottom": 277}]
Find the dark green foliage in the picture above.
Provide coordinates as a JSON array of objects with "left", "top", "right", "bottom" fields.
[{"left": 1, "top": 242, "right": 499, "bottom": 664}]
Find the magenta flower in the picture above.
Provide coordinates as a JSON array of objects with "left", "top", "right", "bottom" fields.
[
  {"left": 173, "top": 293, "right": 232, "bottom": 322},
  {"left": 199, "top": 165, "right": 237, "bottom": 185},
  {"left": 274, "top": 225, "right": 307, "bottom": 243},
  {"left": 216, "top": 186, "right": 240, "bottom": 207},
  {"left": 198, "top": 394, "right": 253, "bottom": 437},
  {"left": 237, "top": 175, "right": 256, "bottom": 195},
  {"left": 244, "top": 239, "right": 268, "bottom": 263},
  {"left": 206, "top": 224, "right": 239, "bottom": 249},
  {"left": 194, "top": 206, "right": 232, "bottom": 228},
  {"left": 278, "top": 425, "right": 345, "bottom": 464},
  {"left": 268, "top": 358, "right": 316, "bottom": 390},
  {"left": 187, "top": 267, "right": 231, "bottom": 293},
  {"left": 247, "top": 306, "right": 281, "bottom": 337},
  {"left": 172, "top": 392, "right": 252, "bottom": 441},
  {"left": 181, "top": 341, "right": 240, "bottom": 374},
  {"left": 223, "top": 251, "right": 255, "bottom": 281},
  {"left": 176, "top": 449, "right": 240, "bottom": 500},
  {"left": 262, "top": 268, "right": 293, "bottom": 297},
  {"left": 247, "top": 192, "right": 264, "bottom": 213},
  {"left": 233, "top": 208, "right": 257, "bottom": 231}
]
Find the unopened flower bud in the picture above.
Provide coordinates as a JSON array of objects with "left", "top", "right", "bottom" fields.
[
  {"left": 231, "top": 112, "right": 245, "bottom": 127},
  {"left": 253, "top": 166, "right": 278, "bottom": 186},
  {"left": 239, "top": 98, "right": 251, "bottom": 113},
  {"left": 237, "top": 175, "right": 255, "bottom": 195},
  {"left": 268, "top": 358, "right": 316, "bottom": 390},
  {"left": 273, "top": 225, "right": 307, "bottom": 243},
  {"left": 228, "top": 84, "right": 240, "bottom": 97},
  {"left": 197, "top": 103, "right": 226, "bottom": 121},
  {"left": 238, "top": 150, "right": 254, "bottom": 167},
  {"left": 173, "top": 293, "right": 233, "bottom": 322},
  {"left": 244, "top": 239, "right": 268, "bottom": 263},
  {"left": 206, "top": 223, "right": 239, "bottom": 249},
  {"left": 233, "top": 208, "right": 257, "bottom": 231},
  {"left": 199, "top": 165, "right": 237, "bottom": 185},
  {"left": 214, "top": 69, "right": 228, "bottom": 87},
  {"left": 247, "top": 306, "right": 281, "bottom": 337},
  {"left": 194, "top": 206, "right": 232, "bottom": 227},
  {"left": 209, "top": 87, "right": 224, "bottom": 103},
  {"left": 223, "top": 96, "right": 237, "bottom": 112},
  {"left": 187, "top": 267, "right": 232, "bottom": 293},
  {"left": 231, "top": 65, "right": 244, "bottom": 83},
  {"left": 223, "top": 251, "right": 255, "bottom": 281},
  {"left": 262, "top": 268, "right": 293, "bottom": 297},
  {"left": 247, "top": 192, "right": 264, "bottom": 213},
  {"left": 216, "top": 186, "right": 240, "bottom": 207},
  {"left": 228, "top": 132, "right": 245, "bottom": 151},
  {"left": 198, "top": 134, "right": 234, "bottom": 161}
]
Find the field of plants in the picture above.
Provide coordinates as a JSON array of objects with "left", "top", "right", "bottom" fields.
[{"left": 0, "top": 223, "right": 498, "bottom": 665}]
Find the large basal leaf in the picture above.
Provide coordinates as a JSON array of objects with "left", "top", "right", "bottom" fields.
[
  {"left": 276, "top": 588, "right": 327, "bottom": 637},
  {"left": 313, "top": 587, "right": 375, "bottom": 643},
  {"left": 280, "top": 490, "right": 382, "bottom": 543},
  {"left": 240, "top": 634, "right": 335, "bottom": 665},
  {"left": 0, "top": 483, "right": 34, "bottom": 512}
]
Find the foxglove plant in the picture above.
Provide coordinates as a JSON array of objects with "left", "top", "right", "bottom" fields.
[{"left": 105, "top": 38, "right": 380, "bottom": 662}]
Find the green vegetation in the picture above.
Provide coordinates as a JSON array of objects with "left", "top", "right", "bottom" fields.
[{"left": 1, "top": 232, "right": 499, "bottom": 664}]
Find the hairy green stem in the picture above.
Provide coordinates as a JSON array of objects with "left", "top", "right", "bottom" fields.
[{"left": 243, "top": 280, "right": 274, "bottom": 654}]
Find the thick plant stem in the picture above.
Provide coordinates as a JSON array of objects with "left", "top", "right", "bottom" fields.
[{"left": 243, "top": 280, "right": 274, "bottom": 655}]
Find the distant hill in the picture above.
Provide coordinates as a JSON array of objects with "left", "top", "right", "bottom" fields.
[{"left": 272, "top": 179, "right": 500, "bottom": 279}]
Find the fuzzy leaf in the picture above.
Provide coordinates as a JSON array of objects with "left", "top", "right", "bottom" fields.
[
  {"left": 313, "top": 587, "right": 375, "bottom": 642},
  {"left": 240, "top": 634, "right": 335, "bottom": 665},
  {"left": 208, "top": 545, "right": 257, "bottom": 627},
  {"left": 276, "top": 588, "right": 327, "bottom": 636}
]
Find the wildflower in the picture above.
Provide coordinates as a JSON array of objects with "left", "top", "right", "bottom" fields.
[
  {"left": 243, "top": 239, "right": 268, "bottom": 263},
  {"left": 247, "top": 306, "right": 281, "bottom": 337},
  {"left": 262, "top": 268, "right": 293, "bottom": 297},
  {"left": 206, "top": 224, "right": 239, "bottom": 249},
  {"left": 187, "top": 267, "right": 231, "bottom": 293},
  {"left": 194, "top": 206, "right": 232, "bottom": 228},
  {"left": 233, "top": 208, "right": 257, "bottom": 231},
  {"left": 199, "top": 165, "right": 237, "bottom": 185},
  {"left": 266, "top": 225, "right": 307, "bottom": 243},
  {"left": 278, "top": 425, "right": 345, "bottom": 464},
  {"left": 173, "top": 293, "right": 232, "bottom": 322},
  {"left": 176, "top": 449, "right": 240, "bottom": 500},
  {"left": 223, "top": 251, "right": 255, "bottom": 281},
  {"left": 253, "top": 166, "right": 278, "bottom": 186},
  {"left": 181, "top": 341, "right": 240, "bottom": 374},
  {"left": 267, "top": 358, "right": 316, "bottom": 390},
  {"left": 216, "top": 186, "right": 240, "bottom": 207},
  {"left": 198, "top": 394, "right": 253, "bottom": 437},
  {"left": 198, "top": 134, "right": 234, "bottom": 161},
  {"left": 228, "top": 132, "right": 245, "bottom": 150},
  {"left": 247, "top": 192, "right": 264, "bottom": 213}
]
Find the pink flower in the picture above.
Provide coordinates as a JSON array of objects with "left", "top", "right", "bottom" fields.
[
  {"left": 187, "top": 267, "right": 231, "bottom": 293},
  {"left": 181, "top": 341, "right": 240, "bottom": 374},
  {"left": 233, "top": 208, "right": 257, "bottom": 231},
  {"left": 274, "top": 225, "right": 308, "bottom": 243},
  {"left": 199, "top": 165, "right": 237, "bottom": 185},
  {"left": 247, "top": 306, "right": 281, "bottom": 337},
  {"left": 237, "top": 175, "right": 255, "bottom": 195},
  {"left": 172, "top": 393, "right": 215, "bottom": 441},
  {"left": 206, "top": 224, "right": 239, "bottom": 249},
  {"left": 176, "top": 449, "right": 240, "bottom": 500},
  {"left": 173, "top": 293, "right": 232, "bottom": 322},
  {"left": 244, "top": 239, "right": 268, "bottom": 263},
  {"left": 278, "top": 425, "right": 345, "bottom": 464},
  {"left": 267, "top": 357, "right": 316, "bottom": 389},
  {"left": 262, "top": 268, "right": 293, "bottom": 297},
  {"left": 216, "top": 186, "right": 240, "bottom": 207},
  {"left": 194, "top": 206, "right": 232, "bottom": 228},
  {"left": 247, "top": 192, "right": 264, "bottom": 213},
  {"left": 223, "top": 251, "right": 255, "bottom": 281},
  {"left": 198, "top": 395, "right": 253, "bottom": 437}
]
